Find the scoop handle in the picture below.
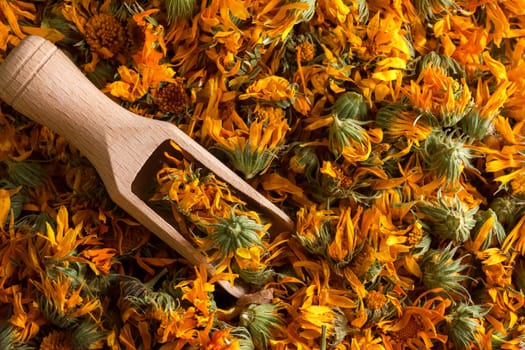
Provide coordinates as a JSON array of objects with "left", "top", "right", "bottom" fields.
[{"left": 0, "top": 35, "right": 138, "bottom": 169}]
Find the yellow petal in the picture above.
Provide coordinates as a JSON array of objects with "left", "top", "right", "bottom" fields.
[
  {"left": 483, "top": 51, "right": 508, "bottom": 82},
  {"left": 0, "top": 188, "right": 11, "bottom": 227},
  {"left": 21, "top": 26, "right": 65, "bottom": 43}
]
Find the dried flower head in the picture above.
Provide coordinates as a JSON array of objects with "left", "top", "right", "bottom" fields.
[
  {"left": 328, "top": 115, "right": 368, "bottom": 158},
  {"left": 332, "top": 92, "right": 369, "bottom": 122},
  {"left": 85, "top": 13, "right": 126, "bottom": 59},
  {"left": 296, "top": 40, "right": 315, "bottom": 63},
  {"left": 419, "top": 191, "right": 478, "bottom": 242},
  {"left": 460, "top": 109, "right": 494, "bottom": 141},
  {"left": 348, "top": 242, "right": 376, "bottom": 278},
  {"left": 445, "top": 302, "right": 490, "bottom": 349},
  {"left": 155, "top": 80, "right": 191, "bottom": 114},
  {"left": 375, "top": 103, "right": 433, "bottom": 143},
  {"left": 206, "top": 207, "right": 267, "bottom": 264},
  {"left": 365, "top": 290, "right": 388, "bottom": 311},
  {"left": 489, "top": 195, "right": 525, "bottom": 230},
  {"left": 296, "top": 205, "right": 338, "bottom": 256},
  {"left": 422, "top": 130, "right": 474, "bottom": 188},
  {"left": 214, "top": 105, "right": 289, "bottom": 179},
  {"left": 418, "top": 51, "right": 465, "bottom": 79},
  {"left": 421, "top": 243, "right": 470, "bottom": 298},
  {"left": 239, "top": 303, "right": 283, "bottom": 350}
]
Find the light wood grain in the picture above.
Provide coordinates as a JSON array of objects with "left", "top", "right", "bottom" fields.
[{"left": 0, "top": 35, "right": 295, "bottom": 298}]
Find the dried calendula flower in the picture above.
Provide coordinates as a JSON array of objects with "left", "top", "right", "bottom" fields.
[
  {"left": 239, "top": 303, "right": 284, "bottom": 350},
  {"left": 203, "top": 206, "right": 267, "bottom": 264},
  {"left": 155, "top": 80, "right": 191, "bottom": 114},
  {"left": 295, "top": 205, "right": 338, "bottom": 256},
  {"left": 445, "top": 302, "right": 490, "bottom": 349},
  {"left": 417, "top": 51, "right": 465, "bottom": 79},
  {"left": 364, "top": 287, "right": 397, "bottom": 325},
  {"left": 296, "top": 40, "right": 316, "bottom": 63},
  {"left": 418, "top": 191, "right": 478, "bottom": 243},
  {"left": 348, "top": 242, "right": 376, "bottom": 278},
  {"left": 332, "top": 91, "right": 369, "bottom": 121},
  {"left": 375, "top": 102, "right": 433, "bottom": 143},
  {"left": 365, "top": 290, "right": 387, "bottom": 311},
  {"left": 34, "top": 272, "right": 102, "bottom": 328},
  {"left": 316, "top": 161, "right": 375, "bottom": 203},
  {"left": 421, "top": 243, "right": 470, "bottom": 298},
  {"left": 328, "top": 115, "right": 369, "bottom": 158},
  {"left": 213, "top": 104, "right": 289, "bottom": 179},
  {"left": 85, "top": 13, "right": 126, "bottom": 60},
  {"left": 460, "top": 109, "right": 494, "bottom": 141},
  {"left": 489, "top": 195, "right": 525, "bottom": 229},
  {"left": 326, "top": 92, "right": 371, "bottom": 158},
  {"left": 379, "top": 293, "right": 450, "bottom": 348},
  {"left": 422, "top": 130, "right": 474, "bottom": 188}
]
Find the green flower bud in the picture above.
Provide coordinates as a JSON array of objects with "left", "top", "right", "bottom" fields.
[
  {"left": 240, "top": 303, "right": 283, "bottom": 350},
  {"left": 422, "top": 131, "right": 474, "bottom": 188},
  {"left": 421, "top": 243, "right": 469, "bottom": 298},
  {"left": 446, "top": 302, "right": 490, "bottom": 349},
  {"left": 166, "top": 0, "right": 197, "bottom": 23},
  {"left": 207, "top": 207, "right": 267, "bottom": 264},
  {"left": 460, "top": 110, "right": 493, "bottom": 140},
  {"left": 419, "top": 192, "right": 478, "bottom": 242},
  {"left": 489, "top": 195, "right": 525, "bottom": 230},
  {"left": 328, "top": 115, "right": 368, "bottom": 157},
  {"left": 331, "top": 92, "right": 369, "bottom": 121}
]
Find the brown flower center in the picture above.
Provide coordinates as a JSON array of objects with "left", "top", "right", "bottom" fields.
[
  {"left": 365, "top": 290, "right": 388, "bottom": 311},
  {"left": 331, "top": 163, "right": 353, "bottom": 188},
  {"left": 391, "top": 315, "right": 424, "bottom": 341},
  {"left": 296, "top": 41, "right": 315, "bottom": 63},
  {"left": 85, "top": 13, "right": 126, "bottom": 59},
  {"left": 156, "top": 82, "right": 191, "bottom": 114}
]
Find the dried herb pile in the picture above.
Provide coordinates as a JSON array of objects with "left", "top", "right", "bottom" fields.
[{"left": 2, "top": 0, "right": 525, "bottom": 349}]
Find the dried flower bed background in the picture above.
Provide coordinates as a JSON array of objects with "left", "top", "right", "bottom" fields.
[{"left": 2, "top": 0, "right": 525, "bottom": 349}]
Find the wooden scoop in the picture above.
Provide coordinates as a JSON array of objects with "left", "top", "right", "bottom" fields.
[{"left": 0, "top": 35, "right": 294, "bottom": 298}]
